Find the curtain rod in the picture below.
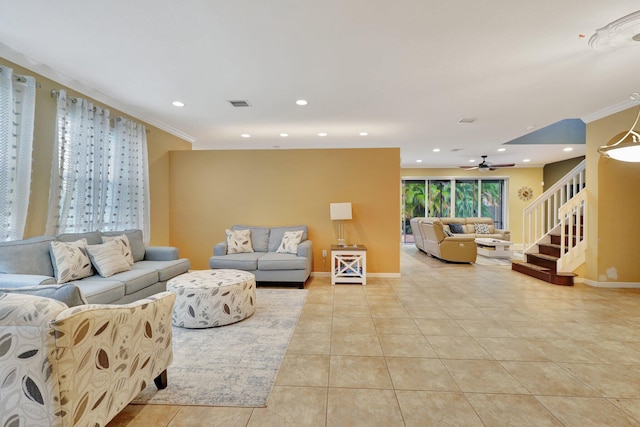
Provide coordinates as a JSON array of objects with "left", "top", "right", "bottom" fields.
[{"left": 0, "top": 66, "right": 41, "bottom": 87}]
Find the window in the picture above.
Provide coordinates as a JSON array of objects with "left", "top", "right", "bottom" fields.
[{"left": 401, "top": 177, "right": 508, "bottom": 242}]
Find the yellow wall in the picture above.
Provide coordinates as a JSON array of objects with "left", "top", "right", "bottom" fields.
[
  {"left": 586, "top": 107, "right": 640, "bottom": 283},
  {"left": 169, "top": 148, "right": 401, "bottom": 272},
  {"left": 0, "top": 57, "right": 192, "bottom": 245},
  {"left": 401, "top": 167, "right": 544, "bottom": 244},
  {"left": 543, "top": 156, "right": 585, "bottom": 192}
]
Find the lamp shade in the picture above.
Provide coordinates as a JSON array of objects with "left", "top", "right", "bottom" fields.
[{"left": 330, "top": 202, "right": 352, "bottom": 220}]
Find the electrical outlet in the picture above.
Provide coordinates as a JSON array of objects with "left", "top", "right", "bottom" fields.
[{"left": 322, "top": 249, "right": 327, "bottom": 257}]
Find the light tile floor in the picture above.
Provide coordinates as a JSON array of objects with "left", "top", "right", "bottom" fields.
[{"left": 108, "top": 246, "right": 640, "bottom": 426}]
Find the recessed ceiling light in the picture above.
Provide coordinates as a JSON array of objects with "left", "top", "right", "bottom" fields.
[
  {"left": 280, "top": 133, "right": 288, "bottom": 137},
  {"left": 525, "top": 125, "right": 536, "bottom": 130},
  {"left": 172, "top": 101, "right": 185, "bottom": 107},
  {"left": 433, "top": 148, "right": 441, "bottom": 152},
  {"left": 563, "top": 147, "right": 573, "bottom": 152},
  {"left": 318, "top": 132, "right": 327, "bottom": 137},
  {"left": 296, "top": 99, "right": 308, "bottom": 106},
  {"left": 416, "top": 159, "right": 422, "bottom": 163},
  {"left": 457, "top": 118, "right": 476, "bottom": 124},
  {"left": 469, "top": 159, "right": 476, "bottom": 163},
  {"left": 497, "top": 148, "right": 506, "bottom": 152},
  {"left": 359, "top": 132, "right": 368, "bottom": 136},
  {"left": 240, "top": 133, "right": 251, "bottom": 138},
  {"left": 523, "top": 158, "right": 531, "bottom": 162}
]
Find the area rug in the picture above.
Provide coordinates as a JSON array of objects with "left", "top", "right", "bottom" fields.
[
  {"left": 132, "top": 288, "right": 307, "bottom": 407},
  {"left": 475, "top": 251, "right": 523, "bottom": 266}
]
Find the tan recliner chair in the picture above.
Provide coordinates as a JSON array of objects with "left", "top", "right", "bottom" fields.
[
  {"left": 0, "top": 291, "right": 175, "bottom": 427},
  {"left": 415, "top": 218, "right": 477, "bottom": 263}
]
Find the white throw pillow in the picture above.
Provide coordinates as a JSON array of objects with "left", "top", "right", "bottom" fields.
[
  {"left": 86, "top": 240, "right": 132, "bottom": 277},
  {"left": 474, "top": 223, "right": 491, "bottom": 234},
  {"left": 49, "top": 238, "right": 93, "bottom": 284},
  {"left": 276, "top": 230, "right": 304, "bottom": 254},
  {"left": 226, "top": 229, "right": 254, "bottom": 254},
  {"left": 102, "top": 234, "right": 135, "bottom": 265}
]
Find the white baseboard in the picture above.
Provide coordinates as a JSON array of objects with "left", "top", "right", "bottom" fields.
[
  {"left": 311, "top": 272, "right": 401, "bottom": 278},
  {"left": 583, "top": 279, "right": 640, "bottom": 289}
]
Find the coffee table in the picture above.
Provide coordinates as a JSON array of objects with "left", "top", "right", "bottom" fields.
[{"left": 475, "top": 238, "right": 513, "bottom": 258}]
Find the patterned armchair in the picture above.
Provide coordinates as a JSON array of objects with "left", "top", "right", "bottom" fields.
[{"left": 0, "top": 291, "right": 175, "bottom": 427}]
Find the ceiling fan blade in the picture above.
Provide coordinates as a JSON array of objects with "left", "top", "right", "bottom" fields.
[
  {"left": 490, "top": 163, "right": 516, "bottom": 168},
  {"left": 459, "top": 166, "right": 479, "bottom": 170}
]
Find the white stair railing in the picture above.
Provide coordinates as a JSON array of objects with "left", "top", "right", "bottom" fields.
[
  {"left": 557, "top": 188, "right": 587, "bottom": 272},
  {"left": 523, "top": 159, "right": 586, "bottom": 253}
]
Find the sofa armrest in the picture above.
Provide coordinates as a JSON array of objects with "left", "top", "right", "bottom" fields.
[
  {"left": 0, "top": 273, "right": 57, "bottom": 287},
  {"left": 51, "top": 291, "right": 175, "bottom": 426},
  {"left": 214, "top": 241, "right": 228, "bottom": 256},
  {"left": 296, "top": 240, "right": 312, "bottom": 258},
  {"left": 497, "top": 230, "right": 511, "bottom": 241},
  {"left": 144, "top": 246, "right": 180, "bottom": 261}
]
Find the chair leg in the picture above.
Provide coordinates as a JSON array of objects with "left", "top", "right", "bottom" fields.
[{"left": 154, "top": 370, "right": 168, "bottom": 390}]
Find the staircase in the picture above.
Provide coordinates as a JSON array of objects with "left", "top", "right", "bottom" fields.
[{"left": 512, "top": 160, "right": 587, "bottom": 286}]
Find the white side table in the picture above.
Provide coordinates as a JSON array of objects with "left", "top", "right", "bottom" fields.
[{"left": 331, "top": 245, "right": 367, "bottom": 285}]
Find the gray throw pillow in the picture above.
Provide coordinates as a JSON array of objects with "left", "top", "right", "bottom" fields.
[
  {"left": 0, "top": 283, "right": 87, "bottom": 307},
  {"left": 449, "top": 223, "right": 465, "bottom": 234}
]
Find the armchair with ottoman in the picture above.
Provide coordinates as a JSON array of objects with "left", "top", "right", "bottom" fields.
[
  {"left": 0, "top": 290, "right": 175, "bottom": 427},
  {"left": 210, "top": 225, "right": 312, "bottom": 289}
]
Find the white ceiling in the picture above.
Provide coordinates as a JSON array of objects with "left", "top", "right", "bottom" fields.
[{"left": 1, "top": 0, "right": 639, "bottom": 168}]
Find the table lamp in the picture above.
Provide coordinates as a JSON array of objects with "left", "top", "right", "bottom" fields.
[{"left": 330, "top": 202, "right": 352, "bottom": 247}]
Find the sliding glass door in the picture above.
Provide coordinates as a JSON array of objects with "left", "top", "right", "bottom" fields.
[{"left": 401, "top": 177, "right": 507, "bottom": 243}]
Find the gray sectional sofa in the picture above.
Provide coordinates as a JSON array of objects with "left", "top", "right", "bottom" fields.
[
  {"left": 0, "top": 229, "right": 190, "bottom": 304},
  {"left": 209, "top": 225, "right": 312, "bottom": 288}
]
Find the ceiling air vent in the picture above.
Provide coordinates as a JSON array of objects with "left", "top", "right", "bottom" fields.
[
  {"left": 228, "top": 100, "right": 251, "bottom": 107},
  {"left": 457, "top": 117, "right": 477, "bottom": 124}
]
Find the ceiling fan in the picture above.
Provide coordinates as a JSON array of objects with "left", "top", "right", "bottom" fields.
[{"left": 459, "top": 155, "right": 515, "bottom": 172}]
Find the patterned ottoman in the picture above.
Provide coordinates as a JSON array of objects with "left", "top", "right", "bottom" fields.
[{"left": 168, "top": 269, "right": 256, "bottom": 328}]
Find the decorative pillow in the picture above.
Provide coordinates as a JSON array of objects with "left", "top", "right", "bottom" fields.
[
  {"left": 474, "top": 223, "right": 491, "bottom": 234},
  {"left": 86, "top": 240, "right": 132, "bottom": 277},
  {"left": 226, "top": 229, "right": 254, "bottom": 254},
  {"left": 49, "top": 239, "right": 93, "bottom": 284},
  {"left": 102, "top": 234, "right": 134, "bottom": 265},
  {"left": 449, "top": 223, "right": 465, "bottom": 234},
  {"left": 444, "top": 229, "right": 454, "bottom": 237},
  {"left": 276, "top": 230, "right": 304, "bottom": 254}
]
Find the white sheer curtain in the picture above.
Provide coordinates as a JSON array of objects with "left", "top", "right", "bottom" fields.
[
  {"left": 46, "top": 90, "right": 150, "bottom": 242},
  {"left": 107, "top": 117, "right": 150, "bottom": 242},
  {"left": 0, "top": 66, "right": 36, "bottom": 241},
  {"left": 46, "top": 89, "right": 112, "bottom": 235}
]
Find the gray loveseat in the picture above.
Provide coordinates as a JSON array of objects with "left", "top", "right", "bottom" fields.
[
  {"left": 0, "top": 229, "right": 190, "bottom": 304},
  {"left": 209, "top": 225, "right": 312, "bottom": 289}
]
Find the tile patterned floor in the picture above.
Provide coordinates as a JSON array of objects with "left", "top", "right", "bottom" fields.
[{"left": 108, "top": 246, "right": 640, "bottom": 426}]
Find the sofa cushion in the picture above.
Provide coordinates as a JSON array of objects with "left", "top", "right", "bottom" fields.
[
  {"left": 0, "top": 235, "right": 56, "bottom": 277},
  {"left": 49, "top": 239, "right": 93, "bottom": 284},
  {"left": 258, "top": 252, "right": 308, "bottom": 271},
  {"left": 70, "top": 278, "right": 125, "bottom": 304},
  {"left": 103, "top": 229, "right": 146, "bottom": 262},
  {"left": 232, "top": 225, "right": 270, "bottom": 252},
  {"left": 276, "top": 230, "right": 304, "bottom": 254},
  {"left": 449, "top": 223, "right": 465, "bottom": 234},
  {"left": 106, "top": 268, "right": 159, "bottom": 295},
  {"left": 0, "top": 283, "right": 87, "bottom": 307},
  {"left": 102, "top": 234, "right": 135, "bottom": 265},
  {"left": 133, "top": 259, "right": 190, "bottom": 282},
  {"left": 209, "top": 252, "right": 262, "bottom": 271},
  {"left": 86, "top": 241, "right": 132, "bottom": 277},
  {"left": 55, "top": 231, "right": 103, "bottom": 245},
  {"left": 268, "top": 225, "right": 308, "bottom": 252}
]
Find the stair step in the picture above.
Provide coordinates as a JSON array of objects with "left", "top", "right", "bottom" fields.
[
  {"left": 526, "top": 253, "right": 558, "bottom": 272},
  {"left": 538, "top": 243, "right": 562, "bottom": 257},
  {"left": 511, "top": 260, "right": 575, "bottom": 286}
]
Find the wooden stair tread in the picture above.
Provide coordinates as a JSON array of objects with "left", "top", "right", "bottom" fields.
[
  {"left": 511, "top": 260, "right": 550, "bottom": 271},
  {"left": 529, "top": 253, "right": 559, "bottom": 261}
]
